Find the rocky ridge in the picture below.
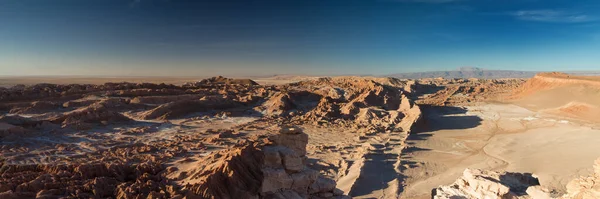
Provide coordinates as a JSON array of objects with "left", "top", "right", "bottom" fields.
[{"left": 259, "top": 77, "right": 421, "bottom": 131}]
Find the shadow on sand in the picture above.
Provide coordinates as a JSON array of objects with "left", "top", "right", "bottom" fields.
[
  {"left": 409, "top": 105, "right": 482, "bottom": 139},
  {"left": 396, "top": 105, "right": 484, "bottom": 197},
  {"left": 344, "top": 105, "right": 483, "bottom": 198},
  {"left": 349, "top": 152, "right": 402, "bottom": 197}
]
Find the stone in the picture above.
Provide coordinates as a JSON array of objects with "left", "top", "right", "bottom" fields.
[
  {"left": 280, "top": 147, "right": 304, "bottom": 173},
  {"left": 272, "top": 132, "right": 309, "bottom": 156},
  {"left": 291, "top": 169, "right": 319, "bottom": 194},
  {"left": 280, "top": 190, "right": 304, "bottom": 199},
  {"left": 261, "top": 168, "right": 293, "bottom": 194},
  {"left": 526, "top": 186, "right": 552, "bottom": 199},
  {"left": 318, "top": 192, "right": 334, "bottom": 198},
  {"left": 309, "top": 177, "right": 337, "bottom": 194},
  {"left": 263, "top": 146, "right": 283, "bottom": 169}
]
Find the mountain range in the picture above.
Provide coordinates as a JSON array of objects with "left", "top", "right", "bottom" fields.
[{"left": 386, "top": 67, "right": 600, "bottom": 79}]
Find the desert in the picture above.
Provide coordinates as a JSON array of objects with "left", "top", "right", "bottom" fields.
[
  {"left": 5, "top": 0, "right": 600, "bottom": 198},
  {"left": 0, "top": 72, "right": 598, "bottom": 199}
]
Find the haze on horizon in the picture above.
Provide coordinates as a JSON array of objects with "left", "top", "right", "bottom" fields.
[{"left": 1, "top": 0, "right": 600, "bottom": 77}]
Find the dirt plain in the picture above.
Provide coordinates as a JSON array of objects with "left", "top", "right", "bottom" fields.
[{"left": 1, "top": 73, "right": 599, "bottom": 199}]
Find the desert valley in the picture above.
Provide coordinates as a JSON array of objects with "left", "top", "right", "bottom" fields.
[{"left": 0, "top": 72, "right": 599, "bottom": 199}]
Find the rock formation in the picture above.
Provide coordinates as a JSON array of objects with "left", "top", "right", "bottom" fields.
[
  {"left": 184, "top": 76, "right": 259, "bottom": 87},
  {"left": 259, "top": 77, "right": 420, "bottom": 131},
  {"left": 0, "top": 76, "right": 424, "bottom": 199},
  {"left": 138, "top": 96, "right": 242, "bottom": 120},
  {"left": 434, "top": 158, "right": 600, "bottom": 199},
  {"left": 51, "top": 101, "right": 132, "bottom": 128},
  {"left": 186, "top": 126, "right": 348, "bottom": 199},
  {"left": 415, "top": 78, "right": 525, "bottom": 106},
  {"left": 561, "top": 158, "right": 600, "bottom": 199},
  {"left": 432, "top": 169, "right": 546, "bottom": 199}
]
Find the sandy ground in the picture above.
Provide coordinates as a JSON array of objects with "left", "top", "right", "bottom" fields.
[{"left": 400, "top": 103, "right": 600, "bottom": 199}]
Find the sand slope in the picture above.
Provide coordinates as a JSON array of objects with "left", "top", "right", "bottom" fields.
[{"left": 511, "top": 72, "right": 600, "bottom": 123}]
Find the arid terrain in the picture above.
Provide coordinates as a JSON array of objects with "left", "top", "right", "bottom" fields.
[{"left": 1, "top": 73, "right": 599, "bottom": 199}]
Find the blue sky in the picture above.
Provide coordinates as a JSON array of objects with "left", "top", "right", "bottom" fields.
[{"left": 1, "top": 0, "right": 599, "bottom": 76}]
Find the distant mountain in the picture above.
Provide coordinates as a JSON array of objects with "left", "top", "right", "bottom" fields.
[
  {"left": 387, "top": 67, "right": 538, "bottom": 79},
  {"left": 564, "top": 71, "right": 600, "bottom": 76}
]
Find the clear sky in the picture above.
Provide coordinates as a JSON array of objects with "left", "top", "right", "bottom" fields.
[{"left": 1, "top": 0, "right": 599, "bottom": 76}]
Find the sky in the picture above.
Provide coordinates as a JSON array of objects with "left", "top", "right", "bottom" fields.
[{"left": 1, "top": 0, "right": 600, "bottom": 76}]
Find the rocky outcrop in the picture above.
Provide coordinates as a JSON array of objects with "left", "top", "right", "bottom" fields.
[
  {"left": 433, "top": 169, "right": 547, "bottom": 199},
  {"left": 186, "top": 126, "right": 348, "bottom": 199},
  {"left": 186, "top": 140, "right": 264, "bottom": 198},
  {"left": 259, "top": 77, "right": 420, "bottom": 130},
  {"left": 51, "top": 102, "right": 132, "bottom": 128},
  {"left": 434, "top": 158, "right": 600, "bottom": 199},
  {"left": 561, "top": 158, "right": 600, "bottom": 199},
  {"left": 139, "top": 96, "right": 242, "bottom": 120},
  {"left": 262, "top": 127, "right": 346, "bottom": 199},
  {"left": 260, "top": 91, "right": 323, "bottom": 116},
  {"left": 416, "top": 78, "right": 524, "bottom": 106}
]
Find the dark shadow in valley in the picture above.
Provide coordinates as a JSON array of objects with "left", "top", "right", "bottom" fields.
[
  {"left": 409, "top": 84, "right": 446, "bottom": 99},
  {"left": 398, "top": 105, "right": 484, "bottom": 196},
  {"left": 402, "top": 146, "right": 432, "bottom": 154},
  {"left": 349, "top": 153, "right": 403, "bottom": 197},
  {"left": 410, "top": 105, "right": 482, "bottom": 135}
]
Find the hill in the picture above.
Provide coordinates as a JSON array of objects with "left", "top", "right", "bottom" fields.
[{"left": 510, "top": 72, "right": 600, "bottom": 123}]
